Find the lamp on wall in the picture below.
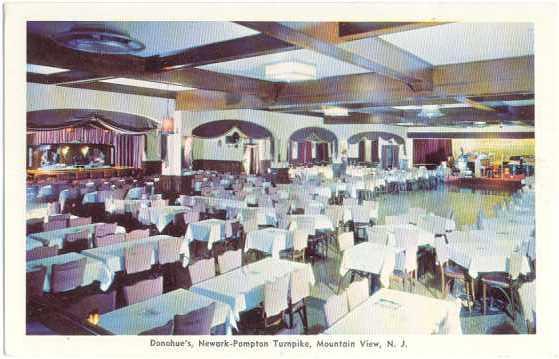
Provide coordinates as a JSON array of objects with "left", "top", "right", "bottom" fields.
[{"left": 161, "top": 117, "right": 175, "bottom": 135}]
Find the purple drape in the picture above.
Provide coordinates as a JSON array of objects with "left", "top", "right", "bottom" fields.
[
  {"left": 358, "top": 141, "right": 365, "bottom": 162},
  {"left": 371, "top": 140, "right": 379, "bottom": 162},
  {"left": 316, "top": 143, "right": 329, "bottom": 162},
  {"left": 413, "top": 139, "right": 453, "bottom": 165},
  {"left": 296, "top": 142, "right": 313, "bottom": 164},
  {"left": 28, "top": 127, "right": 144, "bottom": 168}
]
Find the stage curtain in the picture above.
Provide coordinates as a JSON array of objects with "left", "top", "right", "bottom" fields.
[
  {"left": 28, "top": 127, "right": 144, "bottom": 168},
  {"left": 316, "top": 143, "right": 329, "bottom": 162},
  {"left": 413, "top": 139, "right": 452, "bottom": 165}
]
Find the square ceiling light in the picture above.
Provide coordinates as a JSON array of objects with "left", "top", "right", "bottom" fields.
[
  {"left": 323, "top": 106, "right": 349, "bottom": 116},
  {"left": 27, "top": 64, "right": 70, "bottom": 75},
  {"left": 99, "top": 78, "right": 195, "bottom": 91},
  {"left": 265, "top": 61, "right": 316, "bottom": 82}
]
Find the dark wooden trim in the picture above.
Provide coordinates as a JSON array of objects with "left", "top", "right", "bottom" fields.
[
  {"left": 338, "top": 22, "right": 418, "bottom": 37},
  {"left": 192, "top": 159, "right": 243, "bottom": 174},
  {"left": 59, "top": 81, "right": 176, "bottom": 99},
  {"left": 158, "top": 34, "right": 297, "bottom": 69},
  {"left": 407, "top": 132, "right": 534, "bottom": 139}
]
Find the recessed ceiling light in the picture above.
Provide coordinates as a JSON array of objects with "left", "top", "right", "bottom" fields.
[
  {"left": 392, "top": 103, "right": 470, "bottom": 110},
  {"left": 27, "top": 64, "right": 69, "bottom": 75},
  {"left": 473, "top": 121, "right": 487, "bottom": 126},
  {"left": 265, "top": 61, "right": 316, "bottom": 82},
  {"left": 396, "top": 122, "right": 415, "bottom": 126},
  {"left": 99, "top": 78, "right": 195, "bottom": 91},
  {"left": 322, "top": 106, "right": 348, "bottom": 116}
]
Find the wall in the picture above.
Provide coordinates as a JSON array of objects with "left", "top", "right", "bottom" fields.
[{"left": 27, "top": 83, "right": 175, "bottom": 161}]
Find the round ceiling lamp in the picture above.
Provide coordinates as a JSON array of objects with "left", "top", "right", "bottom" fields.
[{"left": 52, "top": 26, "right": 145, "bottom": 54}]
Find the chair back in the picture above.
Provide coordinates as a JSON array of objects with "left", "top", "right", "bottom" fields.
[
  {"left": 95, "top": 223, "right": 117, "bottom": 238},
  {"left": 62, "top": 230, "right": 90, "bottom": 252},
  {"left": 124, "top": 244, "right": 154, "bottom": 274},
  {"left": 140, "top": 320, "right": 174, "bottom": 335},
  {"left": 408, "top": 207, "right": 427, "bottom": 224},
  {"left": 346, "top": 278, "right": 369, "bottom": 310},
  {"left": 217, "top": 249, "right": 242, "bottom": 274},
  {"left": 351, "top": 206, "right": 370, "bottom": 224},
  {"left": 122, "top": 276, "right": 163, "bottom": 305},
  {"left": 337, "top": 232, "right": 354, "bottom": 252},
  {"left": 68, "top": 217, "right": 92, "bottom": 228},
  {"left": 367, "top": 227, "right": 389, "bottom": 245},
  {"left": 66, "top": 291, "right": 116, "bottom": 319},
  {"left": 189, "top": 258, "right": 216, "bottom": 285},
  {"left": 295, "top": 217, "right": 315, "bottom": 236},
  {"left": 434, "top": 236, "right": 450, "bottom": 265},
  {"left": 125, "top": 229, "right": 150, "bottom": 242},
  {"left": 51, "top": 258, "right": 87, "bottom": 293},
  {"left": 173, "top": 302, "right": 216, "bottom": 335},
  {"left": 325, "top": 206, "right": 344, "bottom": 227},
  {"left": 293, "top": 230, "right": 308, "bottom": 251},
  {"left": 26, "top": 265, "right": 47, "bottom": 298},
  {"left": 264, "top": 274, "right": 290, "bottom": 317},
  {"left": 324, "top": 293, "right": 349, "bottom": 327},
  {"left": 509, "top": 252, "right": 524, "bottom": 280},
  {"left": 157, "top": 237, "right": 183, "bottom": 265},
  {"left": 289, "top": 268, "right": 310, "bottom": 304},
  {"left": 393, "top": 227, "right": 419, "bottom": 251},
  {"left": 94, "top": 233, "right": 125, "bottom": 248},
  {"left": 43, "top": 220, "right": 67, "bottom": 232},
  {"left": 385, "top": 215, "right": 409, "bottom": 226},
  {"left": 26, "top": 246, "right": 58, "bottom": 261}
]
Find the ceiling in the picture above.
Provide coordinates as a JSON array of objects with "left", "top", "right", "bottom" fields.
[{"left": 26, "top": 21, "right": 535, "bottom": 128}]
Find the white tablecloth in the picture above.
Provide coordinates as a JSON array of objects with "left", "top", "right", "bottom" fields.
[
  {"left": 26, "top": 237, "right": 45, "bottom": 251},
  {"left": 370, "top": 224, "right": 436, "bottom": 248},
  {"left": 26, "top": 252, "right": 112, "bottom": 292},
  {"left": 190, "top": 258, "right": 315, "bottom": 321},
  {"left": 185, "top": 219, "right": 227, "bottom": 249},
  {"left": 339, "top": 242, "right": 400, "bottom": 287},
  {"left": 324, "top": 288, "right": 462, "bottom": 335},
  {"left": 288, "top": 214, "right": 333, "bottom": 233},
  {"left": 29, "top": 223, "right": 125, "bottom": 249},
  {"left": 98, "top": 289, "right": 236, "bottom": 335},
  {"left": 145, "top": 206, "right": 190, "bottom": 232},
  {"left": 518, "top": 280, "right": 536, "bottom": 325},
  {"left": 81, "top": 235, "right": 189, "bottom": 276},
  {"left": 446, "top": 238, "right": 531, "bottom": 278},
  {"left": 105, "top": 199, "right": 150, "bottom": 214},
  {"left": 245, "top": 228, "right": 293, "bottom": 259},
  {"left": 239, "top": 207, "right": 277, "bottom": 226}
]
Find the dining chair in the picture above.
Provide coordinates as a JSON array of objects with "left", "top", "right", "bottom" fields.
[
  {"left": 217, "top": 249, "right": 242, "bottom": 274},
  {"left": 61, "top": 230, "right": 90, "bottom": 253},
  {"left": 324, "top": 292, "right": 349, "bottom": 327},
  {"left": 26, "top": 246, "right": 58, "bottom": 261},
  {"left": 367, "top": 226, "right": 389, "bottom": 246},
  {"left": 122, "top": 276, "right": 163, "bottom": 306},
  {"left": 481, "top": 252, "right": 524, "bottom": 319},
  {"left": 51, "top": 258, "right": 87, "bottom": 294},
  {"left": 346, "top": 278, "right": 369, "bottom": 311},
  {"left": 94, "top": 223, "right": 118, "bottom": 238},
  {"left": 188, "top": 258, "right": 216, "bottom": 285},
  {"left": 337, "top": 231, "right": 354, "bottom": 252},
  {"left": 385, "top": 215, "right": 410, "bottom": 226},
  {"left": 173, "top": 302, "right": 216, "bottom": 335},
  {"left": 140, "top": 320, "right": 174, "bottom": 335},
  {"left": 66, "top": 291, "right": 116, "bottom": 320},
  {"left": 158, "top": 237, "right": 183, "bottom": 265},
  {"left": 408, "top": 207, "right": 427, "bottom": 225},
  {"left": 124, "top": 244, "right": 154, "bottom": 275},
  {"left": 351, "top": 206, "right": 371, "bottom": 241},
  {"left": 125, "top": 229, "right": 150, "bottom": 242},
  {"left": 68, "top": 217, "right": 92, "bottom": 228},
  {"left": 288, "top": 268, "right": 310, "bottom": 332},
  {"left": 27, "top": 265, "right": 47, "bottom": 299},
  {"left": 93, "top": 233, "right": 125, "bottom": 248}
]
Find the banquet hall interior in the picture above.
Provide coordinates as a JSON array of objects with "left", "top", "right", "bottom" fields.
[{"left": 25, "top": 21, "right": 535, "bottom": 336}]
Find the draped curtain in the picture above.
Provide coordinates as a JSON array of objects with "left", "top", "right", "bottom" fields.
[
  {"left": 358, "top": 141, "right": 366, "bottom": 162},
  {"left": 371, "top": 140, "right": 379, "bottom": 162},
  {"left": 413, "top": 139, "right": 453, "bottom": 165},
  {"left": 316, "top": 143, "right": 329, "bottom": 162},
  {"left": 28, "top": 127, "right": 145, "bottom": 168}
]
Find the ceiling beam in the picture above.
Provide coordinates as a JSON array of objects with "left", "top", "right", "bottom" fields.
[
  {"left": 338, "top": 22, "right": 452, "bottom": 41},
  {"left": 155, "top": 34, "right": 297, "bottom": 70},
  {"left": 27, "top": 70, "right": 111, "bottom": 86},
  {"left": 234, "top": 21, "right": 431, "bottom": 90}
]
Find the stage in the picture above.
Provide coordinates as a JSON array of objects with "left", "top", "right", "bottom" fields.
[
  {"left": 445, "top": 175, "right": 525, "bottom": 192},
  {"left": 27, "top": 166, "right": 136, "bottom": 180}
]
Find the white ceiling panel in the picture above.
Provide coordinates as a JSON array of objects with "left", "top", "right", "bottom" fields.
[
  {"left": 198, "top": 48, "right": 370, "bottom": 82},
  {"left": 379, "top": 23, "right": 533, "bottom": 65},
  {"left": 27, "top": 21, "right": 259, "bottom": 57}
]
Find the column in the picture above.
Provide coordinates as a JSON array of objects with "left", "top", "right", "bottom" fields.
[{"left": 162, "top": 111, "right": 182, "bottom": 176}]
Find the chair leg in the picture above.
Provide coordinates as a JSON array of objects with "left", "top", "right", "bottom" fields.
[
  {"left": 440, "top": 265, "right": 446, "bottom": 295},
  {"left": 483, "top": 283, "right": 487, "bottom": 315},
  {"left": 470, "top": 279, "right": 476, "bottom": 309}
]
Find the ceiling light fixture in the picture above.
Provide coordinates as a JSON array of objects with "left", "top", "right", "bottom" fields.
[
  {"left": 52, "top": 27, "right": 145, "bottom": 54},
  {"left": 99, "top": 78, "right": 195, "bottom": 91},
  {"left": 265, "top": 61, "right": 316, "bottom": 82},
  {"left": 322, "top": 106, "right": 348, "bottom": 117},
  {"left": 417, "top": 104, "right": 444, "bottom": 119},
  {"left": 27, "top": 64, "right": 69, "bottom": 75},
  {"left": 392, "top": 103, "right": 469, "bottom": 111}
]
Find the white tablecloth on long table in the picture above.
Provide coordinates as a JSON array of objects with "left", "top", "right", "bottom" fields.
[
  {"left": 97, "top": 289, "right": 236, "bottom": 335},
  {"left": 26, "top": 252, "right": 112, "bottom": 292},
  {"left": 185, "top": 219, "right": 228, "bottom": 249},
  {"left": 518, "top": 280, "right": 536, "bottom": 325},
  {"left": 339, "top": 242, "right": 400, "bottom": 287},
  {"left": 446, "top": 238, "right": 531, "bottom": 278},
  {"left": 105, "top": 199, "right": 150, "bottom": 214},
  {"left": 81, "top": 235, "right": 189, "bottom": 276},
  {"left": 239, "top": 207, "right": 277, "bottom": 226},
  {"left": 26, "top": 237, "right": 45, "bottom": 251},
  {"left": 190, "top": 258, "right": 315, "bottom": 321},
  {"left": 324, "top": 288, "right": 462, "bottom": 335},
  {"left": 245, "top": 228, "right": 293, "bottom": 259},
  {"left": 145, "top": 206, "right": 190, "bottom": 232},
  {"left": 369, "top": 224, "right": 436, "bottom": 248},
  {"left": 29, "top": 223, "right": 125, "bottom": 249}
]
